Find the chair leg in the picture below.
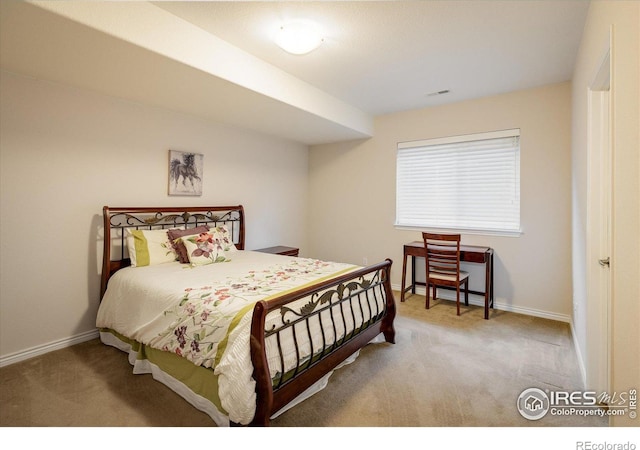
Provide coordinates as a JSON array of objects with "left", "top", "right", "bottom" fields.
[
  {"left": 425, "top": 283, "right": 431, "bottom": 309},
  {"left": 456, "top": 286, "right": 460, "bottom": 316},
  {"left": 464, "top": 280, "right": 469, "bottom": 306}
]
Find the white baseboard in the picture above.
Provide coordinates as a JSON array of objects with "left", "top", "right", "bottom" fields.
[
  {"left": 0, "top": 329, "right": 99, "bottom": 368},
  {"left": 569, "top": 320, "right": 587, "bottom": 389},
  {"left": 392, "top": 283, "right": 572, "bottom": 323}
]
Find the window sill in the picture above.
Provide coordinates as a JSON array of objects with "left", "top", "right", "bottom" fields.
[{"left": 394, "top": 224, "right": 523, "bottom": 238}]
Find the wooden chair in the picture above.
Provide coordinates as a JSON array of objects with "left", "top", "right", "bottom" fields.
[{"left": 422, "top": 232, "right": 469, "bottom": 316}]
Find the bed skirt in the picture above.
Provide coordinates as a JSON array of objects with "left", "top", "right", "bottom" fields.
[{"left": 99, "top": 329, "right": 374, "bottom": 426}]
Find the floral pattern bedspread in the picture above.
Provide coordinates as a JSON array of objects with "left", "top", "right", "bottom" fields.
[
  {"left": 96, "top": 251, "right": 357, "bottom": 423},
  {"left": 149, "top": 257, "right": 355, "bottom": 369}
]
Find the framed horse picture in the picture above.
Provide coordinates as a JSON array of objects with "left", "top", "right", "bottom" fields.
[{"left": 168, "top": 150, "right": 203, "bottom": 196}]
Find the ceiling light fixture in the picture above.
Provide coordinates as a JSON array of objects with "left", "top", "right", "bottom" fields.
[{"left": 274, "top": 20, "right": 324, "bottom": 55}]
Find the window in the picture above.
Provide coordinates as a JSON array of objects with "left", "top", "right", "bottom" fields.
[{"left": 396, "top": 129, "right": 521, "bottom": 234}]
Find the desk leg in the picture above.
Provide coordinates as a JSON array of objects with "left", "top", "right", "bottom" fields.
[
  {"left": 401, "top": 253, "right": 408, "bottom": 302},
  {"left": 490, "top": 253, "right": 494, "bottom": 309},
  {"left": 484, "top": 254, "right": 491, "bottom": 320},
  {"left": 411, "top": 256, "right": 416, "bottom": 295}
]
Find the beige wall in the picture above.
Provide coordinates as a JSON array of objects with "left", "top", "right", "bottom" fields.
[
  {"left": 0, "top": 70, "right": 309, "bottom": 359},
  {"left": 308, "top": 82, "right": 573, "bottom": 320},
  {"left": 571, "top": 0, "right": 639, "bottom": 427}
]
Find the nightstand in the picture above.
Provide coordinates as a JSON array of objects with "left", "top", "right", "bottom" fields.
[{"left": 254, "top": 246, "right": 299, "bottom": 257}]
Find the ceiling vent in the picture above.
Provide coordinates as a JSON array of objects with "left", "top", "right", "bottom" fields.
[{"left": 426, "top": 89, "right": 451, "bottom": 97}]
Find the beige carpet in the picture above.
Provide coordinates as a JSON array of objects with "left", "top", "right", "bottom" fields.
[{"left": 0, "top": 295, "right": 607, "bottom": 427}]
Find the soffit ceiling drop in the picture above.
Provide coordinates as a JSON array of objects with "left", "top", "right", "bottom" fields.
[{"left": 0, "top": 1, "right": 590, "bottom": 145}]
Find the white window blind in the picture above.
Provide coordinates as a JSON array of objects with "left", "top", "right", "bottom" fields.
[{"left": 396, "top": 129, "right": 521, "bottom": 234}]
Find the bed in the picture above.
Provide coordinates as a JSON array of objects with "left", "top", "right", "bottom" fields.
[{"left": 97, "top": 205, "right": 396, "bottom": 426}]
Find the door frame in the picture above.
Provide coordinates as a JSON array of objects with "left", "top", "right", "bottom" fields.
[{"left": 586, "top": 48, "right": 612, "bottom": 396}]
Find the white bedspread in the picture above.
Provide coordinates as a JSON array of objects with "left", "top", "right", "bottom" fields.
[{"left": 97, "top": 250, "right": 359, "bottom": 424}]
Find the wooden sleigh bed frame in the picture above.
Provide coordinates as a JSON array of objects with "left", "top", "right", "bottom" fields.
[{"left": 100, "top": 205, "right": 396, "bottom": 426}]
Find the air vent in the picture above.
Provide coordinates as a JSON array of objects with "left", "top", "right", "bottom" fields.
[{"left": 426, "top": 89, "right": 451, "bottom": 97}]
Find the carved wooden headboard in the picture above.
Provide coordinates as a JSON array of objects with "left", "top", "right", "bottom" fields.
[{"left": 100, "top": 205, "right": 245, "bottom": 299}]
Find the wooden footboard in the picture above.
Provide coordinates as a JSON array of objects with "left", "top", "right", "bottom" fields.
[{"left": 249, "top": 259, "right": 396, "bottom": 426}]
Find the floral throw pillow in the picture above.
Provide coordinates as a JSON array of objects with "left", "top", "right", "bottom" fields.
[
  {"left": 210, "top": 225, "right": 238, "bottom": 252},
  {"left": 182, "top": 231, "right": 231, "bottom": 266},
  {"left": 167, "top": 226, "right": 210, "bottom": 264}
]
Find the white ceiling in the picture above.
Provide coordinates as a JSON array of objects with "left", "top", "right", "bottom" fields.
[
  {"left": 0, "top": 1, "right": 590, "bottom": 145},
  {"left": 154, "top": 0, "right": 590, "bottom": 115}
]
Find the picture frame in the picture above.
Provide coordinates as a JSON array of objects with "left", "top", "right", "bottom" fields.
[{"left": 168, "top": 150, "right": 203, "bottom": 196}]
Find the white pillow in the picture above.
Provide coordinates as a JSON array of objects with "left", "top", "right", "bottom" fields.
[
  {"left": 125, "top": 228, "right": 181, "bottom": 267},
  {"left": 181, "top": 231, "right": 232, "bottom": 266}
]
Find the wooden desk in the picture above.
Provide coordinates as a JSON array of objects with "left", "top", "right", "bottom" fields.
[{"left": 401, "top": 241, "right": 494, "bottom": 319}]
